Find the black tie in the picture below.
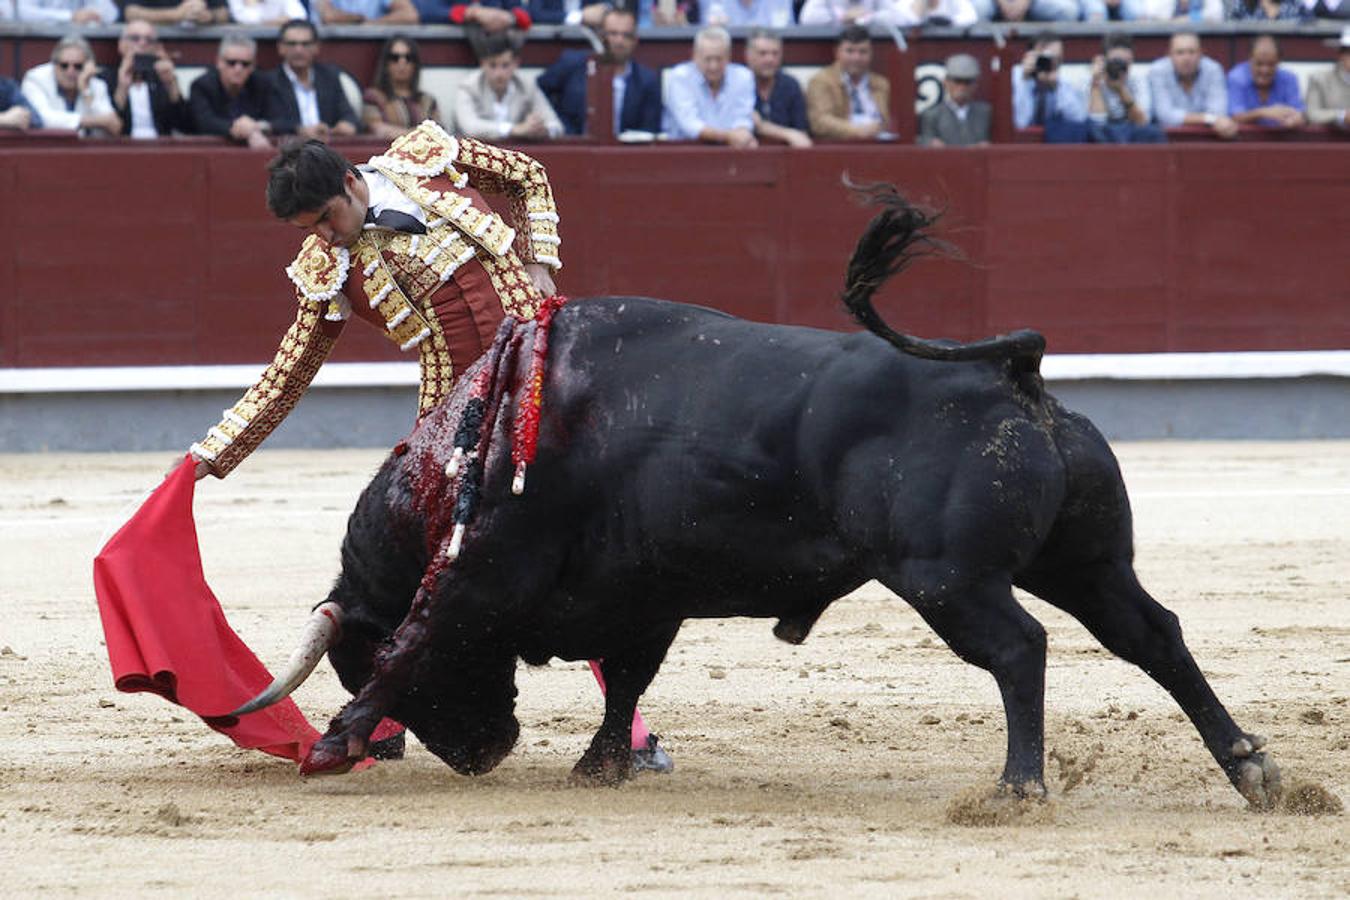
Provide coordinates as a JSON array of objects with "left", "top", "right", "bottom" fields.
[
  {"left": 850, "top": 84, "right": 864, "bottom": 115},
  {"left": 1033, "top": 86, "right": 1051, "bottom": 126},
  {"left": 365, "top": 207, "right": 426, "bottom": 234}
]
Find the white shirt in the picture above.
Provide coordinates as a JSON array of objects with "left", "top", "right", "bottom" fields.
[
  {"left": 359, "top": 166, "right": 427, "bottom": 231},
  {"left": 128, "top": 82, "right": 158, "bottom": 138},
  {"left": 284, "top": 63, "right": 320, "bottom": 127}
]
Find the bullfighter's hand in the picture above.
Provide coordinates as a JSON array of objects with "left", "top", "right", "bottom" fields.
[{"left": 525, "top": 263, "right": 556, "bottom": 298}]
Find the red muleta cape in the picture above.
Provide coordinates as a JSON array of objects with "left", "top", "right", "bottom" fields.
[{"left": 93, "top": 455, "right": 398, "bottom": 765}]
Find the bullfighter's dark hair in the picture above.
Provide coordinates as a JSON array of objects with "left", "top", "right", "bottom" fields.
[
  {"left": 838, "top": 24, "right": 870, "bottom": 45},
  {"left": 278, "top": 18, "right": 318, "bottom": 42},
  {"left": 265, "top": 140, "right": 360, "bottom": 220}
]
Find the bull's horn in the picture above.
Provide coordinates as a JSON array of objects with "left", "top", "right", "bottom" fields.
[{"left": 227, "top": 602, "right": 343, "bottom": 717}]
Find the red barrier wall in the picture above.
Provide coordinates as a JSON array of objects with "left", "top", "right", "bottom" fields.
[{"left": 1, "top": 143, "right": 1346, "bottom": 369}]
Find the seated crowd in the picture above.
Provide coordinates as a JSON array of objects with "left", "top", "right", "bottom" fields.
[
  {"left": 0, "top": 12, "right": 1346, "bottom": 142},
  {"left": 2, "top": 0, "right": 1348, "bottom": 26}
]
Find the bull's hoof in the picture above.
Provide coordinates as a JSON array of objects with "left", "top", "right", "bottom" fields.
[
  {"left": 300, "top": 734, "right": 365, "bottom": 777},
  {"left": 946, "top": 781, "right": 1055, "bottom": 827},
  {"left": 570, "top": 750, "right": 632, "bottom": 787},
  {"left": 1231, "top": 736, "right": 1282, "bottom": 811},
  {"left": 369, "top": 731, "right": 406, "bottom": 761},
  {"left": 773, "top": 617, "right": 811, "bottom": 645}
]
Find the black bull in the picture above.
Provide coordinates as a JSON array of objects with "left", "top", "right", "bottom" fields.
[{"left": 255, "top": 189, "right": 1281, "bottom": 808}]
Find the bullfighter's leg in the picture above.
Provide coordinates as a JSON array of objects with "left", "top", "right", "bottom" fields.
[
  {"left": 573, "top": 627, "right": 680, "bottom": 786},
  {"left": 1016, "top": 561, "right": 1282, "bottom": 809},
  {"left": 884, "top": 570, "right": 1048, "bottom": 795},
  {"left": 588, "top": 660, "right": 674, "bottom": 773}
]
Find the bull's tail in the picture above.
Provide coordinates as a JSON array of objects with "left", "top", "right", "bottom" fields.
[{"left": 841, "top": 181, "right": 1045, "bottom": 384}]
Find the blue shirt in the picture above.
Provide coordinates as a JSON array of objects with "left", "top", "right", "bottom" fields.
[
  {"left": 1226, "top": 61, "right": 1304, "bottom": 122},
  {"left": 662, "top": 60, "right": 754, "bottom": 139},
  {"left": 754, "top": 71, "right": 807, "bottom": 131},
  {"left": 1012, "top": 69, "right": 1087, "bottom": 129},
  {"left": 1, "top": 77, "right": 41, "bottom": 128},
  {"left": 1148, "top": 56, "right": 1227, "bottom": 127}
]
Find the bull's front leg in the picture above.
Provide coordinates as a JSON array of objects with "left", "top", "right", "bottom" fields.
[
  {"left": 301, "top": 590, "right": 443, "bottom": 777},
  {"left": 572, "top": 627, "right": 679, "bottom": 786}
]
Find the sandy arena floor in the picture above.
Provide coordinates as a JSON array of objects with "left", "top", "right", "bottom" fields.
[{"left": 0, "top": 443, "right": 1346, "bottom": 897}]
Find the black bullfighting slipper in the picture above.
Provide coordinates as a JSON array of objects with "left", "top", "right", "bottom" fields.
[{"left": 631, "top": 734, "right": 674, "bottom": 774}]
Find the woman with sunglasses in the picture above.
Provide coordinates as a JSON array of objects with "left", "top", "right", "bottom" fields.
[{"left": 363, "top": 36, "right": 442, "bottom": 139}]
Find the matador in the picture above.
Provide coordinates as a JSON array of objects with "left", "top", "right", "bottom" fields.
[{"left": 186, "top": 121, "right": 672, "bottom": 773}]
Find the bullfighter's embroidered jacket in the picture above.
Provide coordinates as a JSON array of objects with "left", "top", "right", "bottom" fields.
[{"left": 191, "top": 121, "right": 562, "bottom": 477}]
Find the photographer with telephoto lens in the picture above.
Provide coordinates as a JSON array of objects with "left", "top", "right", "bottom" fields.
[
  {"left": 1012, "top": 31, "right": 1087, "bottom": 142},
  {"left": 1086, "top": 32, "right": 1165, "bottom": 143}
]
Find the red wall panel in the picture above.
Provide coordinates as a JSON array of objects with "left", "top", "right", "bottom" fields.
[{"left": 1, "top": 143, "right": 1346, "bottom": 370}]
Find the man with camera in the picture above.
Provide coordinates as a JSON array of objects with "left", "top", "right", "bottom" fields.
[
  {"left": 1085, "top": 33, "right": 1164, "bottom": 143},
  {"left": 1012, "top": 32, "right": 1087, "bottom": 141},
  {"left": 99, "top": 21, "right": 190, "bottom": 139}
]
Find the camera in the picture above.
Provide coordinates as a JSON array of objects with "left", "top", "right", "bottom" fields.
[
  {"left": 1034, "top": 55, "right": 1056, "bottom": 74},
  {"left": 132, "top": 53, "right": 159, "bottom": 80},
  {"left": 1105, "top": 58, "right": 1129, "bottom": 81}
]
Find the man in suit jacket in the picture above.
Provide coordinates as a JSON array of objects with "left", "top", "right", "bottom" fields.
[
  {"left": 453, "top": 31, "right": 564, "bottom": 140},
  {"left": 805, "top": 24, "right": 892, "bottom": 141},
  {"left": 537, "top": 7, "right": 661, "bottom": 136},
  {"left": 98, "top": 20, "right": 190, "bottom": 138},
  {"left": 262, "top": 18, "right": 361, "bottom": 139},
  {"left": 189, "top": 32, "right": 281, "bottom": 148},
  {"left": 918, "top": 53, "right": 991, "bottom": 147}
]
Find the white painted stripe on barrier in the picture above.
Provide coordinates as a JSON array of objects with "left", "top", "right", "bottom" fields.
[{"left": 2, "top": 350, "right": 1348, "bottom": 394}]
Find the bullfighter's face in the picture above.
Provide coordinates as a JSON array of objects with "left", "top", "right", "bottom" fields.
[{"left": 287, "top": 169, "right": 368, "bottom": 249}]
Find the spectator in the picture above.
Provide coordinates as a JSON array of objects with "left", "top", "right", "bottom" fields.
[
  {"left": 22, "top": 34, "right": 120, "bottom": 135},
  {"left": 262, "top": 19, "right": 361, "bottom": 140},
  {"left": 121, "top": 0, "right": 227, "bottom": 25},
  {"left": 797, "top": 0, "right": 905, "bottom": 26},
  {"left": 1148, "top": 31, "right": 1237, "bottom": 139},
  {"left": 311, "top": 0, "right": 417, "bottom": 24},
  {"left": 744, "top": 28, "right": 810, "bottom": 146},
  {"left": 968, "top": 0, "right": 1079, "bottom": 23},
  {"left": 225, "top": 0, "right": 304, "bottom": 25},
  {"left": 99, "top": 20, "right": 189, "bottom": 138},
  {"left": 1306, "top": 26, "right": 1350, "bottom": 129},
  {"left": 902, "top": 0, "right": 979, "bottom": 25},
  {"left": 14, "top": 0, "right": 118, "bottom": 24},
  {"left": 527, "top": 0, "right": 609, "bottom": 25},
  {"left": 805, "top": 24, "right": 893, "bottom": 141},
  {"left": 1230, "top": 0, "right": 1307, "bottom": 20},
  {"left": 363, "top": 36, "right": 441, "bottom": 139},
  {"left": 189, "top": 32, "right": 275, "bottom": 148},
  {"left": 917, "top": 53, "right": 990, "bottom": 146},
  {"left": 704, "top": 0, "right": 794, "bottom": 26},
  {"left": 1, "top": 76, "right": 40, "bottom": 131},
  {"left": 1302, "top": 0, "right": 1348, "bottom": 20},
  {"left": 1085, "top": 32, "right": 1164, "bottom": 142},
  {"left": 416, "top": 0, "right": 532, "bottom": 29},
  {"left": 635, "top": 0, "right": 700, "bottom": 26},
  {"left": 1117, "top": 0, "right": 1222, "bottom": 21},
  {"left": 662, "top": 25, "right": 756, "bottom": 146},
  {"left": 1228, "top": 35, "right": 1305, "bottom": 128},
  {"left": 452, "top": 31, "right": 564, "bottom": 140},
  {"left": 1011, "top": 32, "right": 1086, "bottom": 140},
  {"left": 536, "top": 7, "right": 662, "bottom": 136}
]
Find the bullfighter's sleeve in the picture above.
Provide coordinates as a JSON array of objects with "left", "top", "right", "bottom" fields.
[
  {"left": 452, "top": 136, "right": 562, "bottom": 271},
  {"left": 189, "top": 302, "right": 343, "bottom": 478}
]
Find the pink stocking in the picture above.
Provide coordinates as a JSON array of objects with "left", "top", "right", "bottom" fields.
[{"left": 587, "top": 660, "right": 652, "bottom": 750}]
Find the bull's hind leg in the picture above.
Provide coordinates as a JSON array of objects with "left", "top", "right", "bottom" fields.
[
  {"left": 1017, "top": 561, "right": 1281, "bottom": 809},
  {"left": 882, "top": 570, "right": 1048, "bottom": 795},
  {"left": 572, "top": 625, "right": 680, "bottom": 786}
]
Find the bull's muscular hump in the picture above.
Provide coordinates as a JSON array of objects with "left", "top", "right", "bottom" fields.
[{"left": 260, "top": 186, "right": 1282, "bottom": 810}]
